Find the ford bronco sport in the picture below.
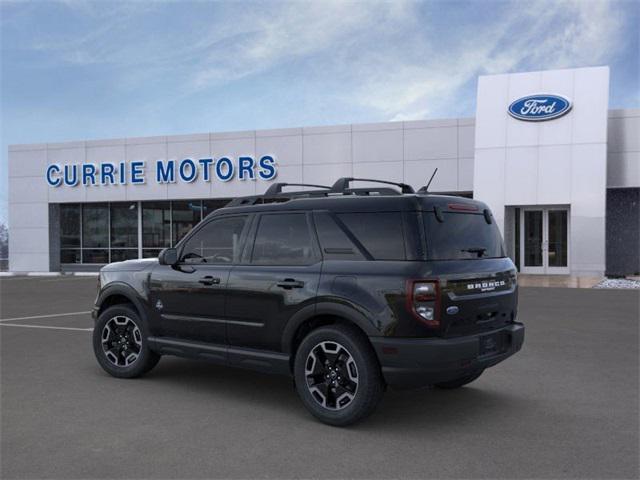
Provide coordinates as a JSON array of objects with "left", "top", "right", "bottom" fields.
[{"left": 92, "top": 178, "right": 524, "bottom": 426}]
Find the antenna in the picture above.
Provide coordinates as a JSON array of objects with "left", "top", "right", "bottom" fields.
[{"left": 420, "top": 168, "right": 438, "bottom": 193}]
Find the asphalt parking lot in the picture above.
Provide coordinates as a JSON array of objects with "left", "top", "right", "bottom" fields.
[{"left": 1, "top": 276, "right": 638, "bottom": 479}]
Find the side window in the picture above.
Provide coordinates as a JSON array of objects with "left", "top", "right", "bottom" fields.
[
  {"left": 251, "top": 213, "right": 316, "bottom": 265},
  {"left": 180, "top": 216, "right": 247, "bottom": 264},
  {"left": 314, "top": 212, "right": 365, "bottom": 260},
  {"left": 337, "top": 212, "right": 406, "bottom": 260}
]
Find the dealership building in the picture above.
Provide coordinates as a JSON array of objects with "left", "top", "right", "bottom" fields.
[{"left": 7, "top": 66, "right": 640, "bottom": 276}]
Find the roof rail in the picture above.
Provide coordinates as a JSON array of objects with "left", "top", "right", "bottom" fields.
[
  {"left": 331, "top": 177, "right": 415, "bottom": 194},
  {"left": 225, "top": 183, "right": 332, "bottom": 207},
  {"left": 224, "top": 177, "right": 415, "bottom": 208},
  {"left": 264, "top": 182, "right": 331, "bottom": 195}
]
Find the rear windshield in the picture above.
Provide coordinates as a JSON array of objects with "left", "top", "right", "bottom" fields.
[{"left": 423, "top": 212, "right": 505, "bottom": 260}]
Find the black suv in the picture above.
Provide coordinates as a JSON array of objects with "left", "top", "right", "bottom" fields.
[{"left": 92, "top": 178, "right": 524, "bottom": 426}]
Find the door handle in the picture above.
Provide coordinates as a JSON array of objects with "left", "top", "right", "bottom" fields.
[
  {"left": 276, "top": 278, "right": 305, "bottom": 289},
  {"left": 199, "top": 276, "right": 221, "bottom": 286}
]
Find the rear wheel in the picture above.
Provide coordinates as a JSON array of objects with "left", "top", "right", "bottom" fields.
[
  {"left": 93, "top": 304, "right": 160, "bottom": 378},
  {"left": 434, "top": 370, "right": 484, "bottom": 389},
  {"left": 294, "top": 324, "right": 384, "bottom": 426}
]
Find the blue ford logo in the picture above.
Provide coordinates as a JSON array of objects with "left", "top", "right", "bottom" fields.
[{"left": 508, "top": 94, "right": 572, "bottom": 121}]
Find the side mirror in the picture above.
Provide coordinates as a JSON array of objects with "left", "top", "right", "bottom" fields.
[{"left": 158, "top": 248, "right": 178, "bottom": 266}]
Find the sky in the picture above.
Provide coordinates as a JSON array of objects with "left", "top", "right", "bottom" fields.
[{"left": 1, "top": 0, "right": 638, "bottom": 225}]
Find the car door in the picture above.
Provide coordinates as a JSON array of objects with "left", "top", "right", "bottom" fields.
[
  {"left": 148, "top": 214, "right": 250, "bottom": 345},
  {"left": 225, "top": 211, "right": 322, "bottom": 352}
]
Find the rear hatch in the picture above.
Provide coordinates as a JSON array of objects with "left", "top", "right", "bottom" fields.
[{"left": 421, "top": 204, "right": 518, "bottom": 338}]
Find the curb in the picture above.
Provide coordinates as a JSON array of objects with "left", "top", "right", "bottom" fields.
[{"left": 0, "top": 272, "right": 99, "bottom": 277}]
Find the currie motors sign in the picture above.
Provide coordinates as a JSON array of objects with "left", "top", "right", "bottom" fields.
[
  {"left": 508, "top": 94, "right": 572, "bottom": 121},
  {"left": 45, "top": 155, "right": 277, "bottom": 187}
]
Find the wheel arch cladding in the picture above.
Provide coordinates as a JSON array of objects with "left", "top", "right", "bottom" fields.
[{"left": 97, "top": 284, "right": 146, "bottom": 322}]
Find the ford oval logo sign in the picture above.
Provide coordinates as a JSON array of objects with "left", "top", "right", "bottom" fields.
[{"left": 508, "top": 94, "right": 572, "bottom": 121}]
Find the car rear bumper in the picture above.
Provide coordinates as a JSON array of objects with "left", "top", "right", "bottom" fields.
[{"left": 370, "top": 323, "right": 524, "bottom": 389}]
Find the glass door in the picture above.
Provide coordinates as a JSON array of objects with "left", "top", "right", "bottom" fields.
[
  {"left": 521, "top": 210, "right": 545, "bottom": 274},
  {"left": 546, "top": 210, "right": 569, "bottom": 274},
  {"left": 519, "top": 208, "right": 569, "bottom": 274}
]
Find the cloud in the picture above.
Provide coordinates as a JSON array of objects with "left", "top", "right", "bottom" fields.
[
  {"left": 3, "top": 0, "right": 631, "bottom": 122},
  {"left": 349, "top": 0, "right": 626, "bottom": 121},
  {"left": 189, "top": 1, "right": 414, "bottom": 91}
]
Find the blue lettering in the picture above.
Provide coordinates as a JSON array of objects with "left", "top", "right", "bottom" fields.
[
  {"left": 156, "top": 160, "right": 175, "bottom": 183},
  {"left": 258, "top": 155, "right": 277, "bottom": 180},
  {"left": 198, "top": 158, "right": 213, "bottom": 182},
  {"left": 130, "top": 161, "right": 145, "bottom": 184},
  {"left": 179, "top": 158, "right": 197, "bottom": 183},
  {"left": 82, "top": 164, "right": 97, "bottom": 186},
  {"left": 238, "top": 156, "right": 255, "bottom": 180},
  {"left": 46, "top": 164, "right": 61, "bottom": 187},
  {"left": 215, "top": 157, "right": 234, "bottom": 182},
  {"left": 100, "top": 163, "right": 116, "bottom": 185},
  {"left": 119, "top": 161, "right": 127, "bottom": 184},
  {"left": 64, "top": 164, "right": 78, "bottom": 186}
]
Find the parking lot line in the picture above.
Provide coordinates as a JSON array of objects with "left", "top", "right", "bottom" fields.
[
  {"left": 0, "top": 323, "right": 93, "bottom": 331},
  {"left": 0, "top": 311, "right": 92, "bottom": 323}
]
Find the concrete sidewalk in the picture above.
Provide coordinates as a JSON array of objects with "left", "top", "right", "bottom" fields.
[{"left": 517, "top": 274, "right": 602, "bottom": 288}]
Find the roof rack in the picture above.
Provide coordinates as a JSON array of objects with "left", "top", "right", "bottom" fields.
[
  {"left": 225, "top": 182, "right": 333, "bottom": 207},
  {"left": 331, "top": 177, "right": 415, "bottom": 194},
  {"left": 225, "top": 177, "right": 413, "bottom": 208},
  {"left": 264, "top": 182, "right": 331, "bottom": 195}
]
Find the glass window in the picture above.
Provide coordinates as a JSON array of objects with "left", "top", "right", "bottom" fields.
[
  {"left": 142, "top": 202, "right": 171, "bottom": 251},
  {"left": 180, "top": 216, "right": 247, "bottom": 264},
  {"left": 83, "top": 249, "right": 109, "bottom": 264},
  {"left": 172, "top": 200, "right": 202, "bottom": 245},
  {"left": 60, "top": 204, "right": 81, "bottom": 248},
  {"left": 111, "top": 249, "right": 139, "bottom": 262},
  {"left": 202, "top": 199, "right": 229, "bottom": 219},
  {"left": 110, "top": 203, "right": 138, "bottom": 248},
  {"left": 60, "top": 249, "right": 81, "bottom": 264},
  {"left": 423, "top": 212, "right": 505, "bottom": 260},
  {"left": 523, "top": 211, "right": 543, "bottom": 266},
  {"left": 337, "top": 213, "right": 406, "bottom": 260},
  {"left": 314, "top": 212, "right": 364, "bottom": 260},
  {"left": 548, "top": 210, "right": 568, "bottom": 267},
  {"left": 82, "top": 204, "right": 109, "bottom": 248},
  {"left": 251, "top": 214, "right": 315, "bottom": 265}
]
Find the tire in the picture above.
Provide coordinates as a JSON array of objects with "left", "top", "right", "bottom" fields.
[
  {"left": 294, "top": 324, "right": 384, "bottom": 427},
  {"left": 434, "top": 370, "right": 484, "bottom": 389},
  {"left": 93, "top": 304, "right": 160, "bottom": 378}
]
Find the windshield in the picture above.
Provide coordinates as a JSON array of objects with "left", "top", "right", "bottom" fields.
[{"left": 423, "top": 211, "right": 505, "bottom": 260}]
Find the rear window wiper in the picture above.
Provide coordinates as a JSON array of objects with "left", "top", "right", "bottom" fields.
[{"left": 461, "top": 247, "right": 487, "bottom": 257}]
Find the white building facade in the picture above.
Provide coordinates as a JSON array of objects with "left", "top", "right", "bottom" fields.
[{"left": 8, "top": 66, "right": 640, "bottom": 276}]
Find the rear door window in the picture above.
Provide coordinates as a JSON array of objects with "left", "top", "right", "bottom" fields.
[
  {"left": 337, "top": 212, "right": 406, "bottom": 260},
  {"left": 251, "top": 213, "right": 317, "bottom": 265},
  {"left": 423, "top": 212, "right": 505, "bottom": 260}
]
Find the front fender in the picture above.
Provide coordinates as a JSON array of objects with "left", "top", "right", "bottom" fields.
[{"left": 94, "top": 281, "right": 150, "bottom": 326}]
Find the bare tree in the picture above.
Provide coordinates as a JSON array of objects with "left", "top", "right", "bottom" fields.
[{"left": 0, "top": 222, "right": 8, "bottom": 259}]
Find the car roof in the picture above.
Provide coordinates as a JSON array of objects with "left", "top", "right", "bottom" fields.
[{"left": 207, "top": 193, "right": 489, "bottom": 217}]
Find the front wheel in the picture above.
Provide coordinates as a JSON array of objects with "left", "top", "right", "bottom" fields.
[
  {"left": 93, "top": 304, "right": 160, "bottom": 378},
  {"left": 294, "top": 324, "right": 384, "bottom": 427}
]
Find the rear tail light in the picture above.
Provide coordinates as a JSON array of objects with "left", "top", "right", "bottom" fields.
[{"left": 407, "top": 280, "right": 440, "bottom": 327}]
